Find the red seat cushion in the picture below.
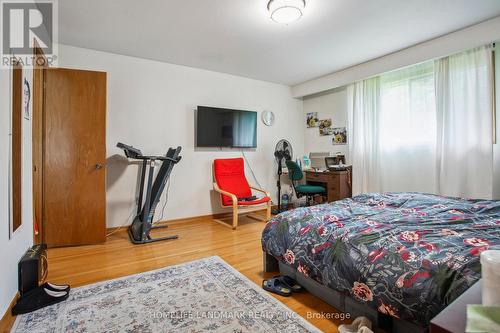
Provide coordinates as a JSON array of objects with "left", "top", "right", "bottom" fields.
[{"left": 214, "top": 158, "right": 252, "bottom": 206}]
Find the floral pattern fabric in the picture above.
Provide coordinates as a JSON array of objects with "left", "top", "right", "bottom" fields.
[{"left": 262, "top": 192, "right": 500, "bottom": 325}]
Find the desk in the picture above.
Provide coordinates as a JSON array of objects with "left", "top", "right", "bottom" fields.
[{"left": 305, "top": 167, "right": 352, "bottom": 202}]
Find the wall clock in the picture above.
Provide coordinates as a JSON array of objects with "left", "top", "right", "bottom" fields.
[{"left": 261, "top": 110, "right": 275, "bottom": 126}]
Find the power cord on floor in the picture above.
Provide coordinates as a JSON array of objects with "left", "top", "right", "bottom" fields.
[
  {"left": 154, "top": 178, "right": 171, "bottom": 224},
  {"left": 242, "top": 151, "right": 263, "bottom": 189},
  {"left": 106, "top": 205, "right": 136, "bottom": 237},
  {"left": 107, "top": 164, "right": 174, "bottom": 237}
]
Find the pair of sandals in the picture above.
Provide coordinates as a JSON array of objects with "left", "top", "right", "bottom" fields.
[
  {"left": 262, "top": 275, "right": 303, "bottom": 297},
  {"left": 12, "top": 282, "right": 71, "bottom": 315},
  {"left": 338, "top": 316, "right": 374, "bottom": 333}
]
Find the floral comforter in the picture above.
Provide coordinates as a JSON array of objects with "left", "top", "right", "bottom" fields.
[{"left": 262, "top": 192, "right": 500, "bottom": 325}]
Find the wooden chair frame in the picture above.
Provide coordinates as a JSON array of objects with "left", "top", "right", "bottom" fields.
[{"left": 213, "top": 182, "right": 272, "bottom": 230}]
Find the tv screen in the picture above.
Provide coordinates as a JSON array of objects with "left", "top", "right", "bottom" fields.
[{"left": 196, "top": 106, "right": 257, "bottom": 148}]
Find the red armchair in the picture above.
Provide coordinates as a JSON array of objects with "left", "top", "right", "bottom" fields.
[{"left": 213, "top": 158, "right": 271, "bottom": 229}]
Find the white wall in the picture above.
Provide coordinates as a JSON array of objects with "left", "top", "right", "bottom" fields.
[
  {"left": 494, "top": 42, "right": 500, "bottom": 200},
  {"left": 293, "top": 15, "right": 500, "bottom": 97},
  {"left": 0, "top": 68, "right": 34, "bottom": 317},
  {"left": 57, "top": 45, "right": 303, "bottom": 228},
  {"left": 303, "top": 87, "right": 348, "bottom": 161}
]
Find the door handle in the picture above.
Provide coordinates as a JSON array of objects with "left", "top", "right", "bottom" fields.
[{"left": 95, "top": 163, "right": 103, "bottom": 170}]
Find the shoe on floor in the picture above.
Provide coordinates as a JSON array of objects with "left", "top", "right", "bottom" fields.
[
  {"left": 42, "top": 282, "right": 71, "bottom": 293},
  {"left": 272, "top": 275, "right": 303, "bottom": 292},
  {"left": 338, "top": 316, "right": 373, "bottom": 333},
  {"left": 12, "top": 287, "right": 69, "bottom": 315},
  {"left": 262, "top": 278, "right": 293, "bottom": 297}
]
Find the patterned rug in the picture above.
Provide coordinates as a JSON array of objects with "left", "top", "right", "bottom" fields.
[{"left": 12, "top": 256, "right": 320, "bottom": 333}]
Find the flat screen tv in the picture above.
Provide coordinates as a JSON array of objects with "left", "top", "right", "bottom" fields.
[{"left": 196, "top": 106, "right": 257, "bottom": 148}]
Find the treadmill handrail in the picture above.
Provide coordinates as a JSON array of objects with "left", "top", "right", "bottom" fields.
[
  {"left": 141, "top": 155, "right": 181, "bottom": 163},
  {"left": 116, "top": 142, "right": 181, "bottom": 163},
  {"left": 123, "top": 155, "right": 181, "bottom": 163}
]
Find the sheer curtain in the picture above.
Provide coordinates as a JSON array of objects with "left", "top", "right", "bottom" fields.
[
  {"left": 378, "top": 62, "right": 438, "bottom": 193},
  {"left": 348, "top": 45, "right": 494, "bottom": 199},
  {"left": 435, "top": 45, "right": 494, "bottom": 199},
  {"left": 347, "top": 77, "right": 381, "bottom": 195},
  {"left": 348, "top": 63, "right": 437, "bottom": 195}
]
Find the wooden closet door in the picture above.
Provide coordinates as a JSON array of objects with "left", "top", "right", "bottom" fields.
[{"left": 43, "top": 68, "right": 106, "bottom": 247}]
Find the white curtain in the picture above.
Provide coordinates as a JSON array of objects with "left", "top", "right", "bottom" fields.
[
  {"left": 378, "top": 62, "right": 438, "bottom": 193},
  {"left": 347, "top": 77, "right": 381, "bottom": 195},
  {"left": 348, "top": 45, "right": 494, "bottom": 199},
  {"left": 435, "top": 46, "right": 494, "bottom": 199},
  {"left": 348, "top": 63, "right": 438, "bottom": 195}
]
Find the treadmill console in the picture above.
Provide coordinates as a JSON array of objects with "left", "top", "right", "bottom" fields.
[{"left": 117, "top": 142, "right": 143, "bottom": 159}]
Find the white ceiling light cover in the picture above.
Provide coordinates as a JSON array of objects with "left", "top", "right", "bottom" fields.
[{"left": 268, "top": 0, "right": 306, "bottom": 24}]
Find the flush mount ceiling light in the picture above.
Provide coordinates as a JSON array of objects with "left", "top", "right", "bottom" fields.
[{"left": 267, "top": 0, "right": 306, "bottom": 25}]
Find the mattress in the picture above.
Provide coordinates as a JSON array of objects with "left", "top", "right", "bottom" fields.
[{"left": 261, "top": 192, "right": 500, "bottom": 324}]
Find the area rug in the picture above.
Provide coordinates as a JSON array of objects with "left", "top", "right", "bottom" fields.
[{"left": 12, "top": 256, "right": 320, "bottom": 333}]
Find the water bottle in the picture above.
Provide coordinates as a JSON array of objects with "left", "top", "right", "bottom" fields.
[
  {"left": 303, "top": 155, "right": 310, "bottom": 169},
  {"left": 281, "top": 193, "right": 289, "bottom": 211}
]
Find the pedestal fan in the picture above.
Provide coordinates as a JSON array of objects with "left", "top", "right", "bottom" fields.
[{"left": 273, "top": 139, "right": 293, "bottom": 214}]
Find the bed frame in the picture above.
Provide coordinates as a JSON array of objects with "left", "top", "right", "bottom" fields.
[{"left": 263, "top": 252, "right": 427, "bottom": 333}]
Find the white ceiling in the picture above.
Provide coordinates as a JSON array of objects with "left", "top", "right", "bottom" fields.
[{"left": 59, "top": 0, "right": 500, "bottom": 86}]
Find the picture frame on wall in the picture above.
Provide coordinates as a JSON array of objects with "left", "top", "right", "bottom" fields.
[
  {"left": 9, "top": 60, "right": 24, "bottom": 239},
  {"left": 319, "top": 119, "right": 333, "bottom": 136},
  {"left": 319, "top": 126, "right": 334, "bottom": 136},
  {"left": 8, "top": 68, "right": 13, "bottom": 240},
  {"left": 332, "top": 127, "right": 347, "bottom": 145},
  {"left": 306, "top": 112, "right": 319, "bottom": 128},
  {"left": 319, "top": 119, "right": 332, "bottom": 128}
]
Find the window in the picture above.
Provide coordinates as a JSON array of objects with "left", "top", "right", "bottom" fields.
[
  {"left": 379, "top": 62, "right": 436, "bottom": 152},
  {"left": 349, "top": 45, "right": 494, "bottom": 198}
]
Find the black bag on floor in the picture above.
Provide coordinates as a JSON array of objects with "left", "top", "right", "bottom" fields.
[{"left": 18, "top": 244, "right": 48, "bottom": 295}]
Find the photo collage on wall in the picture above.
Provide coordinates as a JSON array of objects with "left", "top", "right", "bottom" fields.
[{"left": 306, "top": 112, "right": 347, "bottom": 145}]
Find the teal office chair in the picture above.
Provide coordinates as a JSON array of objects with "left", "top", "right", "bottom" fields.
[{"left": 285, "top": 160, "right": 326, "bottom": 206}]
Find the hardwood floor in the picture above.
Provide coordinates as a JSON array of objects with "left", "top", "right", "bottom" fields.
[{"left": 1, "top": 214, "right": 351, "bottom": 332}]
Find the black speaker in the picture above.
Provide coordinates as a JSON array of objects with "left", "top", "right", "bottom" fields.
[{"left": 18, "top": 244, "right": 48, "bottom": 295}]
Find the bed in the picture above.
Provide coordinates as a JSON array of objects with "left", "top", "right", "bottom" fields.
[{"left": 262, "top": 192, "right": 500, "bottom": 331}]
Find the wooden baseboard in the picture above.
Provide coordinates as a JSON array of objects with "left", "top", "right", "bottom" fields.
[
  {"left": 106, "top": 209, "right": 268, "bottom": 233},
  {"left": 0, "top": 292, "right": 18, "bottom": 333}
]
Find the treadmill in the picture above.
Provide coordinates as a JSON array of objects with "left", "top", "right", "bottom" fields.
[{"left": 117, "top": 142, "right": 182, "bottom": 244}]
